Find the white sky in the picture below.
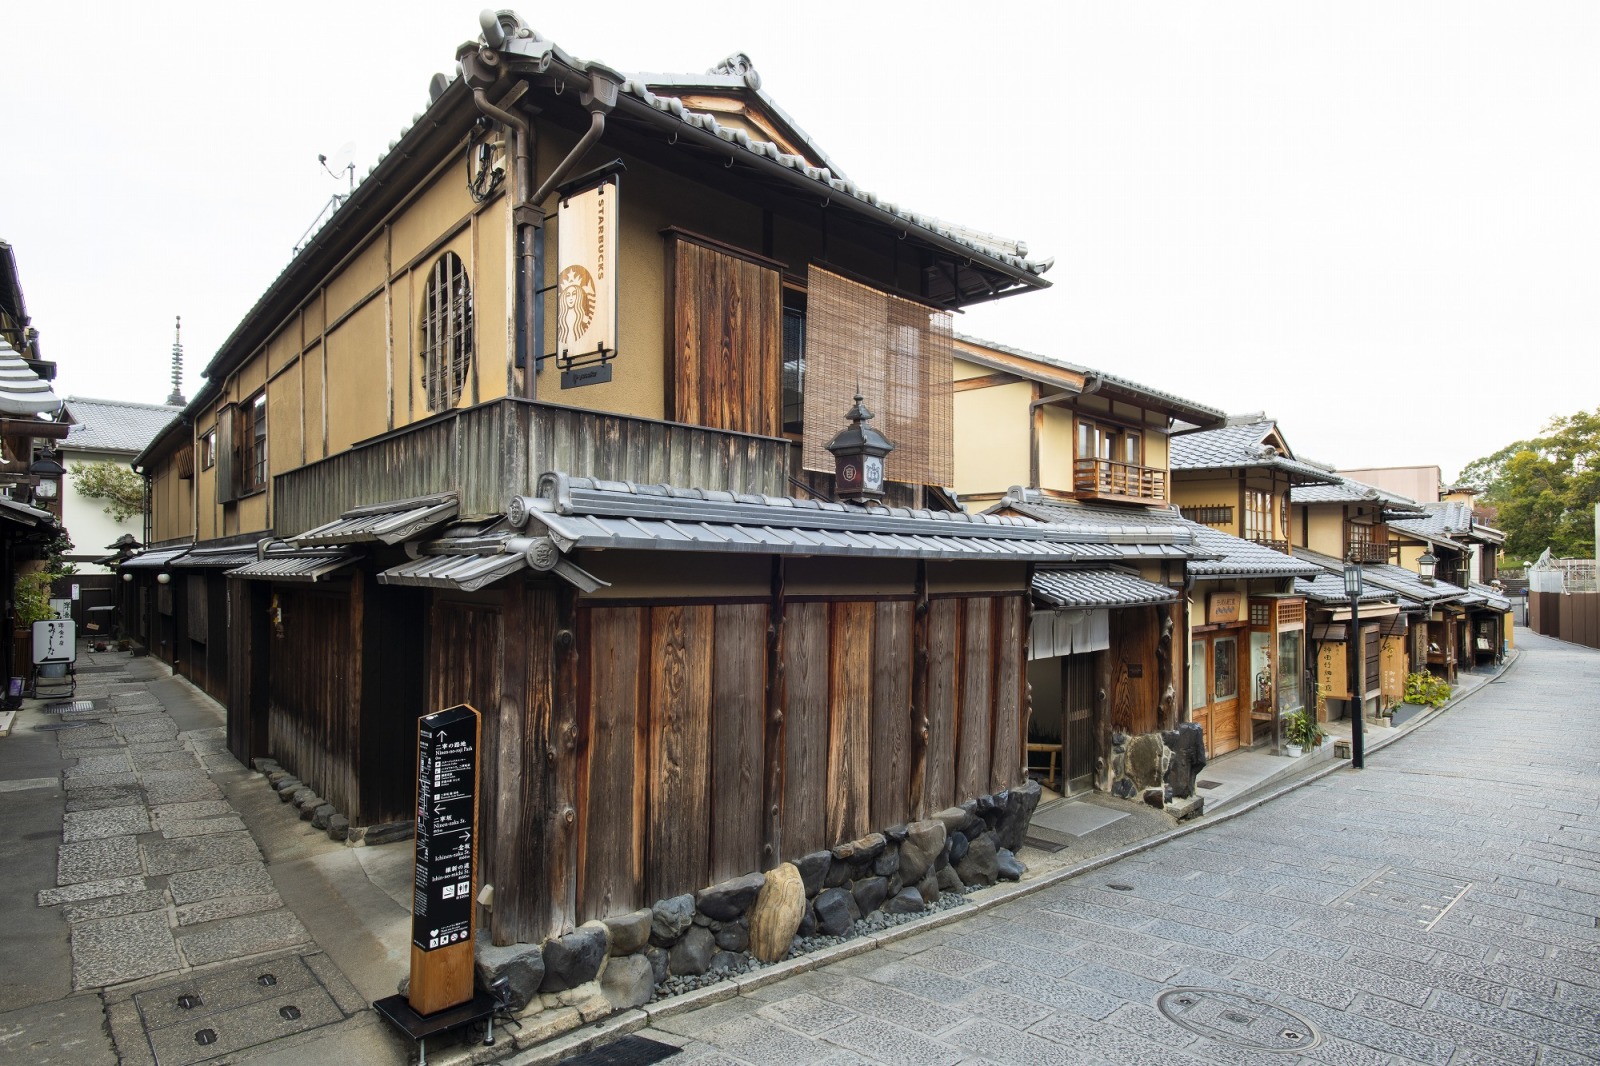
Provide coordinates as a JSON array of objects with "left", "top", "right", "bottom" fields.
[{"left": 3, "top": 1, "right": 1596, "bottom": 481}]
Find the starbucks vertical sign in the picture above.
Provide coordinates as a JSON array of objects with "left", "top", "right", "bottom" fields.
[
  {"left": 556, "top": 175, "right": 619, "bottom": 388},
  {"left": 408, "top": 703, "right": 480, "bottom": 1015}
]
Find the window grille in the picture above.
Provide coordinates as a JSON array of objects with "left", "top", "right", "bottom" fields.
[
  {"left": 1180, "top": 505, "right": 1233, "bottom": 526},
  {"left": 236, "top": 392, "right": 267, "bottom": 495},
  {"left": 421, "top": 252, "right": 474, "bottom": 412}
]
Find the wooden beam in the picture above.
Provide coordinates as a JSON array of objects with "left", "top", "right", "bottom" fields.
[
  {"left": 908, "top": 561, "right": 930, "bottom": 819},
  {"left": 953, "top": 372, "right": 1021, "bottom": 393},
  {"left": 762, "top": 558, "right": 786, "bottom": 868},
  {"left": 0, "top": 419, "right": 69, "bottom": 439}
]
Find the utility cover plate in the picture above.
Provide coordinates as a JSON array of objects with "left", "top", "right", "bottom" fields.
[
  {"left": 133, "top": 956, "right": 348, "bottom": 1066},
  {"left": 557, "top": 1034, "right": 682, "bottom": 1065},
  {"left": 1156, "top": 987, "right": 1320, "bottom": 1052}
]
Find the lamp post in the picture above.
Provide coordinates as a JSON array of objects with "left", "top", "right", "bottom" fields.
[
  {"left": 1344, "top": 559, "right": 1364, "bottom": 770},
  {"left": 1417, "top": 550, "right": 1437, "bottom": 586}
]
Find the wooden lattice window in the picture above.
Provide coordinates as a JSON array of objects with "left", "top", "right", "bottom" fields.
[
  {"left": 1180, "top": 505, "right": 1233, "bottom": 526},
  {"left": 236, "top": 392, "right": 267, "bottom": 495},
  {"left": 1277, "top": 600, "right": 1305, "bottom": 625},
  {"left": 421, "top": 252, "right": 474, "bottom": 412}
]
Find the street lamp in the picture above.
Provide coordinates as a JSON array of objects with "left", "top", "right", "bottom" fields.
[
  {"left": 29, "top": 446, "right": 64, "bottom": 503},
  {"left": 1417, "top": 550, "right": 1437, "bottom": 586},
  {"left": 1344, "top": 560, "right": 1365, "bottom": 770}
]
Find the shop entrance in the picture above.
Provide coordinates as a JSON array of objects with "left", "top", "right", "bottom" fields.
[{"left": 1190, "top": 631, "right": 1241, "bottom": 757}]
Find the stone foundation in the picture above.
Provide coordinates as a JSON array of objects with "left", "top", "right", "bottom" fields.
[{"left": 1107, "top": 724, "right": 1205, "bottom": 820}]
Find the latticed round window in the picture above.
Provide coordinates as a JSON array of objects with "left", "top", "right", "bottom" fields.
[{"left": 421, "top": 252, "right": 473, "bottom": 411}]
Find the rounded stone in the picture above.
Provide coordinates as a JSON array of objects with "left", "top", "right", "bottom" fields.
[
  {"left": 747, "top": 863, "right": 804, "bottom": 963},
  {"left": 602, "top": 909, "right": 652, "bottom": 956},
  {"left": 813, "top": 887, "right": 853, "bottom": 937},
  {"left": 650, "top": 894, "right": 695, "bottom": 946},
  {"left": 540, "top": 922, "right": 609, "bottom": 992},
  {"left": 668, "top": 925, "right": 715, "bottom": 976},
  {"left": 696, "top": 872, "right": 765, "bottom": 922}
]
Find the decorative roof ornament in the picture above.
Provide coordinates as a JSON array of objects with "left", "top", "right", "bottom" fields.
[
  {"left": 709, "top": 52, "right": 760, "bottom": 89},
  {"left": 166, "top": 316, "right": 186, "bottom": 407}
]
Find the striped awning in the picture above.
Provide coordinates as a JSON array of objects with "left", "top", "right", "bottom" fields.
[
  {"left": 170, "top": 544, "right": 261, "bottom": 569},
  {"left": 0, "top": 337, "right": 60, "bottom": 415},
  {"left": 289, "top": 492, "right": 459, "bottom": 547},
  {"left": 228, "top": 546, "right": 358, "bottom": 583},
  {"left": 120, "top": 546, "right": 192, "bottom": 570}
]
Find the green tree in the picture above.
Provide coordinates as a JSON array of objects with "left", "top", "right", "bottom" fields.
[
  {"left": 69, "top": 460, "right": 145, "bottom": 522},
  {"left": 1459, "top": 409, "right": 1599, "bottom": 561}
]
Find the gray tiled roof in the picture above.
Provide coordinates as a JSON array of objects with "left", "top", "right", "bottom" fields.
[
  {"left": 0, "top": 335, "right": 60, "bottom": 416},
  {"left": 62, "top": 397, "right": 183, "bottom": 454},
  {"left": 955, "top": 334, "right": 1225, "bottom": 424},
  {"left": 1389, "top": 501, "right": 1505, "bottom": 546},
  {"left": 289, "top": 492, "right": 459, "bottom": 547},
  {"left": 1033, "top": 567, "right": 1180, "bottom": 609},
  {"left": 1168, "top": 420, "right": 1341, "bottom": 485},
  {"left": 1293, "top": 546, "right": 1466, "bottom": 605},
  {"left": 984, "top": 493, "right": 1207, "bottom": 561},
  {"left": 1290, "top": 475, "right": 1428, "bottom": 517},
  {"left": 1294, "top": 572, "right": 1397, "bottom": 606},
  {"left": 1182, "top": 522, "right": 1321, "bottom": 579}
]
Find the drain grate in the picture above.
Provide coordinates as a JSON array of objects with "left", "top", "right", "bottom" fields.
[
  {"left": 1196, "top": 780, "right": 1221, "bottom": 790},
  {"left": 44, "top": 700, "right": 95, "bottom": 714},
  {"left": 1332, "top": 866, "right": 1471, "bottom": 929},
  {"left": 1156, "top": 987, "right": 1319, "bottom": 1052},
  {"left": 556, "top": 1034, "right": 682, "bottom": 1065}
]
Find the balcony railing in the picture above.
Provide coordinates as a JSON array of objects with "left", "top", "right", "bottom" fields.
[
  {"left": 1246, "top": 536, "right": 1291, "bottom": 555},
  {"left": 1343, "top": 522, "right": 1391, "bottom": 564},
  {"left": 1073, "top": 458, "right": 1167, "bottom": 503},
  {"left": 273, "top": 398, "right": 793, "bottom": 536}
]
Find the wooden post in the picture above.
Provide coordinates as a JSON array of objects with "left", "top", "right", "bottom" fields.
[
  {"left": 761, "top": 558, "right": 786, "bottom": 868},
  {"left": 908, "top": 561, "right": 930, "bottom": 818},
  {"left": 408, "top": 704, "right": 481, "bottom": 1016},
  {"left": 491, "top": 583, "right": 529, "bottom": 944},
  {"left": 549, "top": 588, "right": 580, "bottom": 937}
]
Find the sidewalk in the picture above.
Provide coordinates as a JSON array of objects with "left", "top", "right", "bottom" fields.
[{"left": 0, "top": 646, "right": 1519, "bottom": 1066}]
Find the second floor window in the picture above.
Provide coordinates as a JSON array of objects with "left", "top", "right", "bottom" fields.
[
  {"left": 237, "top": 392, "right": 267, "bottom": 494},
  {"left": 421, "top": 252, "right": 473, "bottom": 412},
  {"left": 200, "top": 429, "right": 216, "bottom": 471},
  {"left": 1244, "top": 490, "right": 1273, "bottom": 540},
  {"left": 1077, "top": 419, "right": 1141, "bottom": 465}
]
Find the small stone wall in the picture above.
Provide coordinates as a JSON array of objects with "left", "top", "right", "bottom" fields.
[
  {"left": 1107, "top": 723, "right": 1205, "bottom": 820},
  {"left": 472, "top": 781, "right": 1042, "bottom": 1039}
]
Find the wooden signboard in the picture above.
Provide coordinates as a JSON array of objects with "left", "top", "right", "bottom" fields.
[
  {"left": 32, "top": 619, "right": 76, "bottom": 664},
  {"left": 408, "top": 704, "right": 481, "bottom": 1016},
  {"left": 1206, "top": 592, "right": 1242, "bottom": 625}
]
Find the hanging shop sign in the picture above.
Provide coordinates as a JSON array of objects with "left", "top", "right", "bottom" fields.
[
  {"left": 556, "top": 175, "right": 619, "bottom": 389},
  {"left": 408, "top": 703, "right": 480, "bottom": 1016},
  {"left": 33, "top": 619, "right": 76, "bottom": 664},
  {"left": 1206, "top": 592, "right": 1242, "bottom": 625}
]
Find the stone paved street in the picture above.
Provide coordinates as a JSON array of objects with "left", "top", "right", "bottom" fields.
[{"left": 634, "top": 631, "right": 1600, "bottom": 1066}]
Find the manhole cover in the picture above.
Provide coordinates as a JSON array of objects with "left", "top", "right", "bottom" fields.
[
  {"left": 556, "top": 1034, "right": 682, "bottom": 1065},
  {"left": 1156, "top": 987, "right": 1320, "bottom": 1052},
  {"left": 132, "top": 956, "right": 347, "bottom": 1065}
]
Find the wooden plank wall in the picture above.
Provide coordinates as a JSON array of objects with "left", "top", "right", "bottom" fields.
[
  {"left": 267, "top": 586, "right": 357, "bottom": 815},
  {"left": 1109, "top": 606, "right": 1161, "bottom": 736},
  {"left": 273, "top": 398, "right": 791, "bottom": 536},
  {"left": 520, "top": 590, "right": 1029, "bottom": 941},
  {"left": 667, "top": 237, "right": 782, "bottom": 437}
]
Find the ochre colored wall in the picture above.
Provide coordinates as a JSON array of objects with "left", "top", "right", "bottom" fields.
[
  {"left": 1038, "top": 406, "right": 1074, "bottom": 495},
  {"left": 1305, "top": 507, "right": 1345, "bottom": 556},
  {"left": 1172, "top": 477, "right": 1239, "bottom": 532},
  {"left": 147, "top": 450, "right": 193, "bottom": 544},
  {"left": 953, "top": 381, "right": 1031, "bottom": 500}
]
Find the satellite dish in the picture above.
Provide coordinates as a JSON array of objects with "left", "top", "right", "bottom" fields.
[
  {"left": 322, "top": 141, "right": 356, "bottom": 174},
  {"left": 428, "top": 72, "right": 450, "bottom": 104}
]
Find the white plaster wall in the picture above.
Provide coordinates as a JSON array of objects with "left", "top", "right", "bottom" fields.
[{"left": 60, "top": 448, "right": 145, "bottom": 574}]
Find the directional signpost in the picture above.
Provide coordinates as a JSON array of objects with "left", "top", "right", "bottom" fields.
[{"left": 408, "top": 703, "right": 481, "bottom": 1016}]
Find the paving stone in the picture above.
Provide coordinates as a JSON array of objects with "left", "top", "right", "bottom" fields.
[
  {"left": 175, "top": 891, "right": 283, "bottom": 926},
  {"left": 64, "top": 786, "right": 147, "bottom": 812},
  {"left": 61, "top": 805, "right": 150, "bottom": 842},
  {"left": 70, "top": 911, "right": 181, "bottom": 989},
  {"left": 63, "top": 752, "right": 133, "bottom": 778},
  {"left": 62, "top": 890, "right": 169, "bottom": 923},
  {"left": 175, "top": 909, "right": 310, "bottom": 966},
  {"left": 167, "top": 862, "right": 275, "bottom": 904},
  {"left": 818, "top": 1016, "right": 963, "bottom": 1065},
  {"left": 129, "top": 750, "right": 199, "bottom": 772},
  {"left": 139, "top": 770, "right": 222, "bottom": 805},
  {"left": 38, "top": 876, "right": 148, "bottom": 907},
  {"left": 61, "top": 771, "right": 139, "bottom": 791},
  {"left": 150, "top": 799, "right": 234, "bottom": 824},
  {"left": 158, "top": 814, "right": 247, "bottom": 838},
  {"left": 57, "top": 836, "right": 142, "bottom": 885},
  {"left": 142, "top": 833, "right": 261, "bottom": 875}
]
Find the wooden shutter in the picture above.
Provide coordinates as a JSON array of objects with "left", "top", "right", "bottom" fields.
[
  {"left": 215, "top": 403, "right": 236, "bottom": 503},
  {"left": 667, "top": 235, "right": 782, "bottom": 437}
]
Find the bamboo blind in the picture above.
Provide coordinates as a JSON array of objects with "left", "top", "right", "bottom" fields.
[{"left": 800, "top": 267, "right": 954, "bottom": 486}]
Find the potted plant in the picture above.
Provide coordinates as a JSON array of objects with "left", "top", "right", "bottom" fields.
[{"left": 1282, "top": 707, "right": 1325, "bottom": 757}]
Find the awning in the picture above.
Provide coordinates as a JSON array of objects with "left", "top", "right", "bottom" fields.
[
  {"left": 120, "top": 546, "right": 192, "bottom": 570},
  {"left": 0, "top": 495, "right": 55, "bottom": 528},
  {"left": 170, "top": 544, "right": 261, "bottom": 569},
  {"left": 377, "top": 553, "right": 530, "bottom": 593},
  {"left": 289, "top": 492, "right": 460, "bottom": 547},
  {"left": 1032, "top": 567, "right": 1179, "bottom": 610},
  {"left": 228, "top": 546, "right": 359, "bottom": 583},
  {"left": 0, "top": 337, "right": 60, "bottom": 415}
]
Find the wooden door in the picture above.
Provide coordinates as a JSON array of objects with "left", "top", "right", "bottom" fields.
[
  {"left": 1208, "top": 634, "right": 1241, "bottom": 757},
  {"left": 1063, "top": 653, "right": 1096, "bottom": 793},
  {"left": 1189, "top": 638, "right": 1211, "bottom": 755}
]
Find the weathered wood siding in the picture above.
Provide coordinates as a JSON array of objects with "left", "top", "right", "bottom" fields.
[
  {"left": 494, "top": 586, "right": 1031, "bottom": 942},
  {"left": 267, "top": 586, "right": 357, "bottom": 815},
  {"left": 667, "top": 237, "right": 782, "bottom": 437},
  {"left": 273, "top": 398, "right": 791, "bottom": 534}
]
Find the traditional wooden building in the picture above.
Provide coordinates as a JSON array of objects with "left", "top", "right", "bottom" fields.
[
  {"left": 1388, "top": 495, "right": 1511, "bottom": 668},
  {"left": 950, "top": 335, "right": 1225, "bottom": 792},
  {"left": 128, "top": 13, "right": 1065, "bottom": 950}
]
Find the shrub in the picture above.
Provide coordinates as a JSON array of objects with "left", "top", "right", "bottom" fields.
[{"left": 1403, "top": 671, "right": 1451, "bottom": 708}]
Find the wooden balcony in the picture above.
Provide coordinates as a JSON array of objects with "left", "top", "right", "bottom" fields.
[
  {"left": 1344, "top": 538, "right": 1389, "bottom": 564},
  {"left": 273, "top": 398, "right": 793, "bottom": 536},
  {"left": 1246, "top": 536, "right": 1291, "bottom": 555},
  {"left": 1073, "top": 458, "right": 1167, "bottom": 504}
]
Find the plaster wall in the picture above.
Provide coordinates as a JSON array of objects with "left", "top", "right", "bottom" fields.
[
  {"left": 953, "top": 381, "right": 1030, "bottom": 499},
  {"left": 60, "top": 448, "right": 145, "bottom": 573}
]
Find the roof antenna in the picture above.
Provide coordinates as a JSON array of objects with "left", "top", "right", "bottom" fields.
[{"left": 167, "top": 316, "right": 187, "bottom": 406}]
